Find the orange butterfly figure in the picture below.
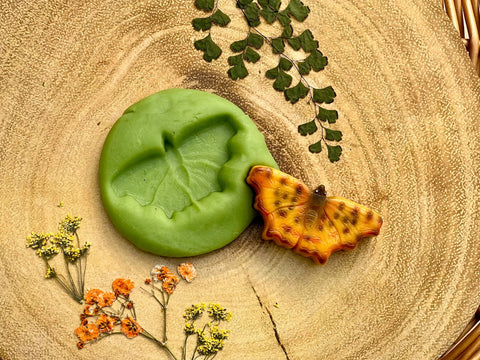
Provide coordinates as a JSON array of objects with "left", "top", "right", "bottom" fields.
[{"left": 246, "top": 166, "right": 383, "bottom": 264}]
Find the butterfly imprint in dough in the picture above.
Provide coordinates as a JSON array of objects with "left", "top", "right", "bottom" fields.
[
  {"left": 111, "top": 121, "right": 234, "bottom": 218},
  {"left": 246, "top": 166, "right": 383, "bottom": 264}
]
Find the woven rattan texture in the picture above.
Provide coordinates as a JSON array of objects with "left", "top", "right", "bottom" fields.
[
  {"left": 440, "top": 2, "right": 480, "bottom": 359},
  {"left": 444, "top": 0, "right": 480, "bottom": 72}
]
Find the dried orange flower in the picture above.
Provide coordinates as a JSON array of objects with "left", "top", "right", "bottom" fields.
[
  {"left": 75, "top": 322, "right": 100, "bottom": 342},
  {"left": 164, "top": 272, "right": 178, "bottom": 282},
  {"left": 84, "top": 304, "right": 98, "bottom": 316},
  {"left": 77, "top": 341, "right": 85, "bottom": 349},
  {"left": 151, "top": 265, "right": 163, "bottom": 280},
  {"left": 162, "top": 275, "right": 179, "bottom": 295},
  {"left": 177, "top": 262, "right": 197, "bottom": 282},
  {"left": 112, "top": 278, "right": 134, "bottom": 297},
  {"left": 121, "top": 316, "right": 142, "bottom": 338},
  {"left": 96, "top": 314, "right": 116, "bottom": 333},
  {"left": 97, "top": 292, "right": 115, "bottom": 308},
  {"left": 145, "top": 278, "right": 151, "bottom": 285},
  {"left": 151, "top": 265, "right": 174, "bottom": 282},
  {"left": 84, "top": 289, "right": 103, "bottom": 305}
]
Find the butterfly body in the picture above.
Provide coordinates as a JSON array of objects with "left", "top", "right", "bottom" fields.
[{"left": 246, "top": 166, "right": 383, "bottom": 264}]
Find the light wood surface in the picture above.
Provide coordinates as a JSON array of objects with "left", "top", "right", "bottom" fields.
[{"left": 1, "top": 0, "right": 480, "bottom": 359}]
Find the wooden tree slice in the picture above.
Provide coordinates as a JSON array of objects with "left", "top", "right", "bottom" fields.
[{"left": 1, "top": 0, "right": 480, "bottom": 359}]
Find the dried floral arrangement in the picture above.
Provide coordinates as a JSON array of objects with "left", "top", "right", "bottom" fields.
[{"left": 26, "top": 215, "right": 233, "bottom": 359}]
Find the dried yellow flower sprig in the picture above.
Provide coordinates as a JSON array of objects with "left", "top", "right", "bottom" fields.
[
  {"left": 182, "top": 303, "right": 232, "bottom": 360},
  {"left": 26, "top": 214, "right": 90, "bottom": 303}
]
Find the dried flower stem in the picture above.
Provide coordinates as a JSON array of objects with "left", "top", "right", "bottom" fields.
[
  {"left": 75, "top": 232, "right": 87, "bottom": 294},
  {"left": 141, "top": 329, "right": 179, "bottom": 360},
  {"left": 182, "top": 335, "right": 189, "bottom": 360},
  {"left": 64, "top": 256, "right": 79, "bottom": 298},
  {"left": 142, "top": 283, "right": 170, "bottom": 345},
  {"left": 189, "top": 327, "right": 204, "bottom": 360},
  {"left": 155, "top": 286, "right": 170, "bottom": 343},
  {"left": 44, "top": 257, "right": 83, "bottom": 303},
  {"left": 163, "top": 300, "right": 168, "bottom": 343}
]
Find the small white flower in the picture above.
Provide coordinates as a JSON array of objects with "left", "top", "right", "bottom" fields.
[{"left": 151, "top": 265, "right": 164, "bottom": 282}]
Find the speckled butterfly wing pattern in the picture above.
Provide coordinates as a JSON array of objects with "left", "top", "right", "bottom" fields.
[
  {"left": 247, "top": 166, "right": 383, "bottom": 264},
  {"left": 245, "top": 166, "right": 311, "bottom": 249},
  {"left": 323, "top": 197, "right": 383, "bottom": 246}
]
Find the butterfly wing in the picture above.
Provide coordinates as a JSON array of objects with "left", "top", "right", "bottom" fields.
[
  {"left": 323, "top": 197, "right": 383, "bottom": 248},
  {"left": 293, "top": 197, "right": 383, "bottom": 264},
  {"left": 247, "top": 166, "right": 311, "bottom": 213},
  {"left": 293, "top": 210, "right": 342, "bottom": 264},
  {"left": 246, "top": 166, "right": 310, "bottom": 248},
  {"left": 247, "top": 166, "right": 341, "bottom": 262}
]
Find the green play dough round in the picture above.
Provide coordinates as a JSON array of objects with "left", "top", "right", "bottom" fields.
[{"left": 99, "top": 88, "right": 278, "bottom": 257}]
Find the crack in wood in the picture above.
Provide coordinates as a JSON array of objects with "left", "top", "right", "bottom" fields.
[{"left": 250, "top": 285, "right": 291, "bottom": 360}]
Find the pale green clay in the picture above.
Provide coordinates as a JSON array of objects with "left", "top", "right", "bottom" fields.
[{"left": 99, "top": 88, "right": 278, "bottom": 257}]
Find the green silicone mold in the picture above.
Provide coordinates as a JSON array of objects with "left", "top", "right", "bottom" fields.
[{"left": 99, "top": 88, "right": 277, "bottom": 257}]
